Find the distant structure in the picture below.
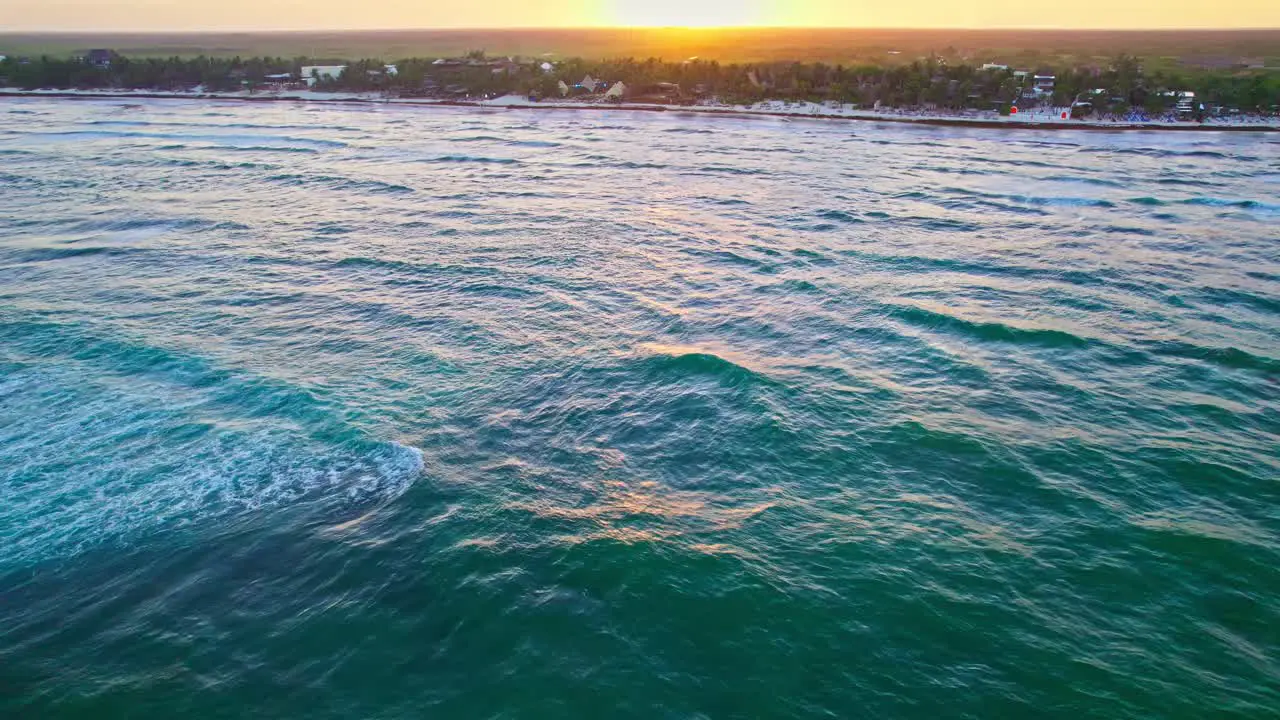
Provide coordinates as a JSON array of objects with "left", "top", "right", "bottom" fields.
[
  {"left": 1175, "top": 91, "right": 1198, "bottom": 115},
  {"left": 1033, "top": 74, "right": 1056, "bottom": 94},
  {"left": 604, "top": 81, "right": 626, "bottom": 99},
  {"left": 981, "top": 63, "right": 1009, "bottom": 71},
  {"left": 627, "top": 82, "right": 682, "bottom": 104},
  {"left": 87, "top": 49, "right": 112, "bottom": 68},
  {"left": 300, "top": 65, "right": 346, "bottom": 87},
  {"left": 580, "top": 75, "right": 600, "bottom": 92}
]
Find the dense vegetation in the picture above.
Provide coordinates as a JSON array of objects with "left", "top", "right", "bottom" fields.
[{"left": 2, "top": 51, "right": 1278, "bottom": 114}]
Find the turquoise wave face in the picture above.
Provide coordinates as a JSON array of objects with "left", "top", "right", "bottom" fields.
[{"left": 1, "top": 98, "right": 1277, "bottom": 719}]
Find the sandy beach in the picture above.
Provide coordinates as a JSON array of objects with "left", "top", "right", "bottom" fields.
[{"left": 3, "top": 88, "right": 1278, "bottom": 132}]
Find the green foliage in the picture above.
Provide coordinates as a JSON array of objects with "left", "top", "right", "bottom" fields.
[{"left": 1, "top": 50, "right": 1276, "bottom": 115}]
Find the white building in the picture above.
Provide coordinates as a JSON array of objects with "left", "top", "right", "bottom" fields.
[
  {"left": 580, "top": 74, "right": 599, "bottom": 92},
  {"left": 557, "top": 80, "right": 569, "bottom": 97},
  {"left": 301, "top": 65, "right": 347, "bottom": 87},
  {"left": 384, "top": 64, "right": 398, "bottom": 76},
  {"left": 981, "top": 63, "right": 1008, "bottom": 71},
  {"left": 604, "top": 81, "right": 626, "bottom": 99}
]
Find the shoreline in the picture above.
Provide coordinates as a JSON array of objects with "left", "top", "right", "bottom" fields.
[{"left": 3, "top": 89, "right": 1278, "bottom": 133}]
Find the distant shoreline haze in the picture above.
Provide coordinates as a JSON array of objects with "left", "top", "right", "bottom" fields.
[
  {"left": 0, "top": 28, "right": 1277, "bottom": 65},
  {"left": 2, "top": 0, "right": 1280, "bottom": 30}
]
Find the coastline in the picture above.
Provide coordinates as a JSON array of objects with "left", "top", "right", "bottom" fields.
[{"left": 3, "top": 89, "right": 1278, "bottom": 132}]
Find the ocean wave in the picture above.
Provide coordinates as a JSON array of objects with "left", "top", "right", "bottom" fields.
[
  {"left": 887, "top": 304, "right": 1093, "bottom": 348},
  {"left": 333, "top": 255, "right": 499, "bottom": 278},
  {"left": 1043, "top": 174, "right": 1126, "bottom": 187},
  {"left": 0, "top": 314, "right": 427, "bottom": 564},
  {"left": 688, "top": 165, "right": 768, "bottom": 175},
  {"left": 9, "top": 245, "right": 142, "bottom": 262},
  {"left": 1143, "top": 339, "right": 1278, "bottom": 373},
  {"left": 84, "top": 119, "right": 363, "bottom": 132},
  {"left": 1153, "top": 177, "right": 1222, "bottom": 188},
  {"left": 31, "top": 129, "right": 348, "bottom": 150},
  {"left": 447, "top": 134, "right": 506, "bottom": 142},
  {"left": 266, "top": 173, "right": 414, "bottom": 194},
  {"left": 1087, "top": 147, "right": 1253, "bottom": 161},
  {"left": 220, "top": 145, "right": 321, "bottom": 154},
  {"left": 814, "top": 209, "right": 865, "bottom": 224},
  {"left": 0, "top": 172, "right": 92, "bottom": 190},
  {"left": 424, "top": 154, "right": 521, "bottom": 165},
  {"left": 634, "top": 345, "right": 780, "bottom": 389},
  {"left": 1180, "top": 197, "right": 1277, "bottom": 213},
  {"left": 506, "top": 139, "right": 562, "bottom": 148}
]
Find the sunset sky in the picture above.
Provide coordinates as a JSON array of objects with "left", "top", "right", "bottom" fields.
[{"left": 4, "top": 0, "right": 1278, "bottom": 31}]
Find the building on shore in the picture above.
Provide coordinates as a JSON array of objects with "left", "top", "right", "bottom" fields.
[
  {"left": 301, "top": 66, "right": 346, "bottom": 87},
  {"left": 262, "top": 73, "right": 294, "bottom": 89},
  {"left": 86, "top": 50, "right": 113, "bottom": 69}
]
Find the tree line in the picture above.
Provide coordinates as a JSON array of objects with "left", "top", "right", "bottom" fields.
[{"left": 2, "top": 52, "right": 1277, "bottom": 113}]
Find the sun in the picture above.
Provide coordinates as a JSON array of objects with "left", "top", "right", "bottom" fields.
[{"left": 606, "top": 0, "right": 769, "bottom": 27}]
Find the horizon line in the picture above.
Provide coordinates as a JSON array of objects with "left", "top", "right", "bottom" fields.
[{"left": 4, "top": 25, "right": 1280, "bottom": 34}]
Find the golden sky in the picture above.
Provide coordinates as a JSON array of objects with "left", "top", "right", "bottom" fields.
[{"left": 4, "top": 0, "right": 1278, "bottom": 30}]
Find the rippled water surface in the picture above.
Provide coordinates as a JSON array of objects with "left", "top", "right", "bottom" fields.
[{"left": 2, "top": 98, "right": 1278, "bottom": 718}]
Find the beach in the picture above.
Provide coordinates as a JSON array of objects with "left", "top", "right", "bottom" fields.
[{"left": 4, "top": 88, "right": 1277, "bottom": 131}]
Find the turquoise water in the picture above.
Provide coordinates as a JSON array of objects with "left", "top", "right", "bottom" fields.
[{"left": 1, "top": 98, "right": 1278, "bottom": 718}]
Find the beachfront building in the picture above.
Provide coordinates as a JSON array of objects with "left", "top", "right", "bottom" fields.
[
  {"left": 262, "top": 73, "right": 294, "bottom": 89},
  {"left": 580, "top": 75, "right": 600, "bottom": 93},
  {"left": 604, "top": 81, "right": 627, "bottom": 100},
  {"left": 301, "top": 66, "right": 346, "bottom": 87},
  {"left": 557, "top": 80, "right": 570, "bottom": 97},
  {"left": 87, "top": 50, "right": 113, "bottom": 69},
  {"left": 981, "top": 63, "right": 1009, "bottom": 71},
  {"left": 1175, "top": 91, "right": 1198, "bottom": 115},
  {"left": 1034, "top": 74, "right": 1056, "bottom": 93}
]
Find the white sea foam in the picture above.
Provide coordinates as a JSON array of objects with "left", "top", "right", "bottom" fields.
[{"left": 0, "top": 360, "right": 427, "bottom": 566}]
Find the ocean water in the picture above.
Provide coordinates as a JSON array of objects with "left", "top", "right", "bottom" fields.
[{"left": 1, "top": 97, "right": 1277, "bottom": 719}]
